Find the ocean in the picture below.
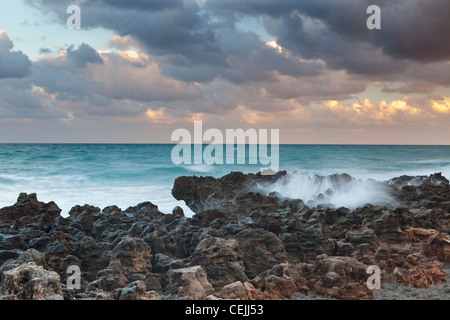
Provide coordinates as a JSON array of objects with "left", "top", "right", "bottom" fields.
[{"left": 0, "top": 144, "right": 449, "bottom": 217}]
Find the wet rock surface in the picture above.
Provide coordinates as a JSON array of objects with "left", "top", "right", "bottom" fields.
[{"left": 0, "top": 172, "right": 449, "bottom": 300}]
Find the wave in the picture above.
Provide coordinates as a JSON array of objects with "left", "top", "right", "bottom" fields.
[
  {"left": 0, "top": 181, "right": 195, "bottom": 218},
  {"left": 0, "top": 173, "right": 90, "bottom": 186},
  {"left": 405, "top": 159, "right": 450, "bottom": 165},
  {"left": 254, "top": 172, "right": 397, "bottom": 209},
  {"left": 182, "top": 164, "right": 215, "bottom": 174}
]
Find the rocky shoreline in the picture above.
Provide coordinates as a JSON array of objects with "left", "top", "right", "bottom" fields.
[{"left": 0, "top": 171, "right": 449, "bottom": 300}]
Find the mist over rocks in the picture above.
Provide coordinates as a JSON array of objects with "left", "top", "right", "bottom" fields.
[{"left": 0, "top": 172, "right": 449, "bottom": 300}]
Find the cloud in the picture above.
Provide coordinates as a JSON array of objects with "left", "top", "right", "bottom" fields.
[
  {"left": 0, "top": 31, "right": 14, "bottom": 54},
  {"left": 0, "top": 78, "right": 41, "bottom": 115},
  {"left": 208, "top": 0, "right": 450, "bottom": 63},
  {"left": 381, "top": 61, "right": 450, "bottom": 94},
  {"left": 162, "top": 28, "right": 325, "bottom": 84},
  {"left": 374, "top": 0, "right": 450, "bottom": 63},
  {"left": 92, "top": 51, "right": 202, "bottom": 102},
  {"left": 90, "top": 0, "right": 183, "bottom": 11},
  {"left": 0, "top": 31, "right": 32, "bottom": 79},
  {"left": 28, "top": 43, "right": 202, "bottom": 120},
  {"left": 23, "top": 0, "right": 325, "bottom": 84},
  {"left": 39, "top": 47, "right": 52, "bottom": 55},
  {"left": 66, "top": 43, "right": 104, "bottom": 68},
  {"left": 23, "top": 0, "right": 450, "bottom": 90},
  {"left": 431, "top": 97, "right": 450, "bottom": 114},
  {"left": 1, "top": 0, "right": 448, "bottom": 144}
]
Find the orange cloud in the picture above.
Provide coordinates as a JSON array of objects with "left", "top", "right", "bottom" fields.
[
  {"left": 266, "top": 41, "right": 283, "bottom": 53},
  {"left": 324, "top": 98, "right": 422, "bottom": 121},
  {"left": 145, "top": 108, "right": 207, "bottom": 124},
  {"left": 145, "top": 108, "right": 174, "bottom": 124},
  {"left": 431, "top": 97, "right": 450, "bottom": 114},
  {"left": 235, "top": 105, "right": 266, "bottom": 125}
]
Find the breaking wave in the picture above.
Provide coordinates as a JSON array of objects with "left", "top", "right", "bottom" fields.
[{"left": 255, "top": 172, "right": 396, "bottom": 209}]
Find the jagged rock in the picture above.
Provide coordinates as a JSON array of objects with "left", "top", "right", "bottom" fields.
[
  {"left": 73, "top": 211, "right": 95, "bottom": 234},
  {"left": 219, "top": 281, "right": 262, "bottom": 300},
  {"left": 191, "top": 210, "right": 238, "bottom": 227},
  {"left": 0, "top": 172, "right": 449, "bottom": 300},
  {"left": 423, "top": 233, "right": 450, "bottom": 262},
  {"left": 0, "top": 193, "right": 61, "bottom": 224},
  {"left": 167, "top": 266, "right": 214, "bottom": 300},
  {"left": 324, "top": 239, "right": 355, "bottom": 257},
  {"left": 87, "top": 289, "right": 111, "bottom": 300},
  {"left": 389, "top": 173, "right": 449, "bottom": 188},
  {"left": 68, "top": 204, "right": 100, "bottom": 219},
  {"left": 298, "top": 223, "right": 326, "bottom": 260},
  {"left": 252, "top": 263, "right": 308, "bottom": 299},
  {"left": 151, "top": 254, "right": 175, "bottom": 273},
  {"left": 86, "top": 269, "right": 126, "bottom": 293},
  {"left": 0, "top": 249, "right": 46, "bottom": 277},
  {"left": 144, "top": 273, "right": 162, "bottom": 291},
  {"left": 0, "top": 234, "right": 26, "bottom": 250},
  {"left": 235, "top": 229, "right": 288, "bottom": 279},
  {"left": 109, "top": 237, "right": 152, "bottom": 278},
  {"left": 125, "top": 202, "right": 161, "bottom": 218},
  {"left": 219, "top": 281, "right": 247, "bottom": 300},
  {"left": 172, "top": 171, "right": 287, "bottom": 214},
  {"left": 116, "top": 280, "right": 148, "bottom": 300},
  {"left": 0, "top": 262, "right": 63, "bottom": 300},
  {"left": 279, "top": 232, "right": 304, "bottom": 262},
  {"left": 345, "top": 227, "right": 379, "bottom": 248},
  {"left": 172, "top": 206, "right": 185, "bottom": 219},
  {"left": 390, "top": 263, "right": 447, "bottom": 288},
  {"left": 192, "top": 237, "right": 247, "bottom": 288},
  {"left": 310, "top": 255, "right": 372, "bottom": 300},
  {"left": 0, "top": 250, "right": 22, "bottom": 266}
]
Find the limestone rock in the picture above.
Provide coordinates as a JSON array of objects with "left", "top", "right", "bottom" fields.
[
  {"left": 0, "top": 262, "right": 63, "bottom": 300},
  {"left": 167, "top": 266, "right": 214, "bottom": 300}
]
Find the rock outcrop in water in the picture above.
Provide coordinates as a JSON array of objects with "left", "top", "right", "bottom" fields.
[{"left": 0, "top": 172, "right": 449, "bottom": 300}]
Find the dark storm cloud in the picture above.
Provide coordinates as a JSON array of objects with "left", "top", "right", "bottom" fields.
[
  {"left": 26, "top": 0, "right": 228, "bottom": 69},
  {"left": 163, "top": 28, "right": 325, "bottom": 84},
  {"left": 24, "top": 0, "right": 324, "bottom": 83},
  {"left": 23, "top": 0, "right": 450, "bottom": 80},
  {"left": 272, "top": 13, "right": 407, "bottom": 76},
  {"left": 89, "top": 0, "right": 183, "bottom": 11},
  {"left": 207, "top": 0, "right": 450, "bottom": 66},
  {"left": 374, "top": 0, "right": 450, "bottom": 63},
  {"left": 66, "top": 43, "right": 103, "bottom": 68},
  {"left": 206, "top": 0, "right": 382, "bottom": 39},
  {"left": 0, "top": 32, "right": 32, "bottom": 79}
]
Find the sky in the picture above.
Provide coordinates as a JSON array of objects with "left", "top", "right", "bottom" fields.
[{"left": 0, "top": 0, "right": 449, "bottom": 144}]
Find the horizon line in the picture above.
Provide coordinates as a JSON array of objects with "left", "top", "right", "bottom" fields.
[{"left": 0, "top": 142, "right": 449, "bottom": 146}]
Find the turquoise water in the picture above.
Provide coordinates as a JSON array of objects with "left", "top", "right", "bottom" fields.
[{"left": 0, "top": 144, "right": 449, "bottom": 216}]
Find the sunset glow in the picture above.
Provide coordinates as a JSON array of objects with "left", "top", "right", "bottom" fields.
[{"left": 0, "top": 0, "right": 448, "bottom": 144}]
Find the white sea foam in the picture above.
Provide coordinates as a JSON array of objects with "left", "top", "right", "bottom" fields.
[
  {"left": 0, "top": 175, "right": 195, "bottom": 218},
  {"left": 255, "top": 172, "right": 396, "bottom": 209},
  {"left": 182, "top": 164, "right": 215, "bottom": 174}
]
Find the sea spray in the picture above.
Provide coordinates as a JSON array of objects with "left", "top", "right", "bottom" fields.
[{"left": 255, "top": 172, "right": 397, "bottom": 209}]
